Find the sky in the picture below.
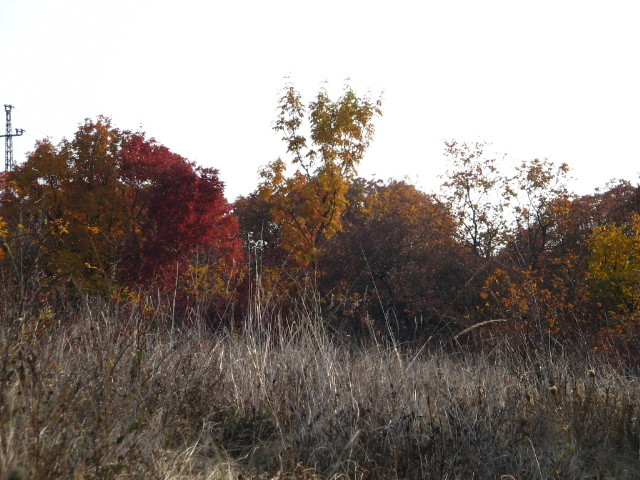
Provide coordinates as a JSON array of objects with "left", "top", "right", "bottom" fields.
[{"left": 1, "top": 0, "right": 639, "bottom": 201}]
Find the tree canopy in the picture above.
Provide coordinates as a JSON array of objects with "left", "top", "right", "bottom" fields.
[{"left": 0, "top": 117, "right": 244, "bottom": 301}]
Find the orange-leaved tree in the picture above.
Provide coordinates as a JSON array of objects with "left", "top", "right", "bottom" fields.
[{"left": 480, "top": 158, "right": 581, "bottom": 339}]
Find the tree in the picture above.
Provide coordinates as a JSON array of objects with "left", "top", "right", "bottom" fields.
[
  {"left": 117, "top": 132, "right": 244, "bottom": 286},
  {"left": 441, "top": 141, "right": 509, "bottom": 258},
  {"left": 255, "top": 82, "right": 382, "bottom": 267},
  {"left": 321, "top": 179, "right": 471, "bottom": 339},
  {"left": 480, "top": 174, "right": 637, "bottom": 341},
  {"left": 589, "top": 214, "right": 640, "bottom": 315},
  {"left": 0, "top": 117, "right": 244, "bottom": 298},
  {"left": 585, "top": 213, "right": 640, "bottom": 354},
  {"left": 508, "top": 158, "right": 571, "bottom": 270}
]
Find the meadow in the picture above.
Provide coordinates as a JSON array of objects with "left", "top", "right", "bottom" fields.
[{"left": 2, "top": 294, "right": 639, "bottom": 480}]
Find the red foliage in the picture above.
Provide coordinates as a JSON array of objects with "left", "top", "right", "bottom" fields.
[
  {"left": 0, "top": 119, "right": 244, "bottom": 297},
  {"left": 118, "top": 133, "right": 244, "bottom": 286}
]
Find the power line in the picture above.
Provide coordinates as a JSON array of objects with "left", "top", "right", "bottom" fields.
[
  {"left": 0, "top": 105, "right": 25, "bottom": 171},
  {"left": 13, "top": 107, "right": 47, "bottom": 140}
]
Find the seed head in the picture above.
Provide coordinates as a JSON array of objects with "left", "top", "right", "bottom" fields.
[{"left": 587, "top": 369, "right": 596, "bottom": 378}]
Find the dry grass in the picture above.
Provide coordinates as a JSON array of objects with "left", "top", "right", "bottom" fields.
[{"left": 1, "top": 297, "right": 640, "bottom": 479}]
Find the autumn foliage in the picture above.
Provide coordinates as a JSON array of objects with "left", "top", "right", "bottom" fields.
[
  {"left": 3, "top": 85, "right": 640, "bottom": 354},
  {"left": 0, "top": 117, "right": 244, "bottom": 318}
]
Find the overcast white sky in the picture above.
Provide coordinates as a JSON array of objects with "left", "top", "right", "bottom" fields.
[{"left": 1, "top": 0, "right": 639, "bottom": 201}]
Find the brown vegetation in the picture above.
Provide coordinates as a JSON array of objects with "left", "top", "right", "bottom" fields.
[{"left": 1, "top": 296, "right": 640, "bottom": 479}]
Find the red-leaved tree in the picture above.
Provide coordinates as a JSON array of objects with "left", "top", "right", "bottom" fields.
[{"left": 0, "top": 118, "right": 244, "bottom": 309}]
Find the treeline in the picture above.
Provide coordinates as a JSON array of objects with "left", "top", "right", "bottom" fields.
[{"left": 2, "top": 84, "right": 640, "bottom": 353}]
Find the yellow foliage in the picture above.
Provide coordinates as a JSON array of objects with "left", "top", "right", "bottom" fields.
[
  {"left": 259, "top": 83, "right": 381, "bottom": 268},
  {"left": 264, "top": 162, "right": 350, "bottom": 265},
  {"left": 49, "top": 218, "right": 70, "bottom": 235},
  {"left": 588, "top": 213, "right": 640, "bottom": 313}
]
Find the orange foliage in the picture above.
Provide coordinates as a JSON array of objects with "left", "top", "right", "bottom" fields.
[{"left": 0, "top": 117, "right": 244, "bottom": 307}]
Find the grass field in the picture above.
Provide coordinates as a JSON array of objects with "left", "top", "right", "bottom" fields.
[{"left": 1, "top": 297, "right": 640, "bottom": 479}]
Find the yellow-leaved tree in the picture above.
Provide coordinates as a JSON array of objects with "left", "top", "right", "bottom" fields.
[
  {"left": 255, "top": 82, "right": 382, "bottom": 267},
  {"left": 589, "top": 213, "right": 640, "bottom": 315}
]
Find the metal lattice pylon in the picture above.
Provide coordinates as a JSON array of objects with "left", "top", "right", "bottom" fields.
[{"left": 1, "top": 104, "right": 25, "bottom": 171}]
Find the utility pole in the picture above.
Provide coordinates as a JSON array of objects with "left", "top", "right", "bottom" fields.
[{"left": 1, "top": 105, "right": 25, "bottom": 172}]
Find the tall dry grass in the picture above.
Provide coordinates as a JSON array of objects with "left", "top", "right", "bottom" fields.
[{"left": 1, "top": 294, "right": 640, "bottom": 479}]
